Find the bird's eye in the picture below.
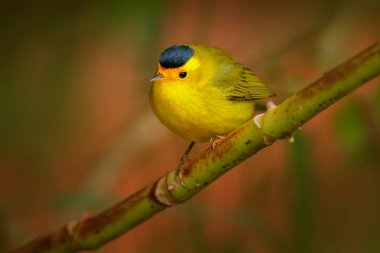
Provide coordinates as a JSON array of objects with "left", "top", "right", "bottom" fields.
[{"left": 179, "top": 72, "right": 187, "bottom": 79}]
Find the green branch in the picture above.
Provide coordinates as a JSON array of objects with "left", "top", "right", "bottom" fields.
[{"left": 11, "top": 41, "right": 380, "bottom": 253}]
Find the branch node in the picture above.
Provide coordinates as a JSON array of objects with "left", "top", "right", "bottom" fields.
[{"left": 154, "top": 173, "right": 182, "bottom": 206}]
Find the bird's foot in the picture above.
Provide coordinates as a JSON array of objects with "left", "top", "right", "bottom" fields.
[
  {"left": 253, "top": 100, "right": 298, "bottom": 144},
  {"left": 174, "top": 142, "right": 195, "bottom": 188},
  {"left": 175, "top": 157, "right": 191, "bottom": 188},
  {"left": 253, "top": 100, "right": 277, "bottom": 129},
  {"left": 210, "top": 135, "right": 226, "bottom": 150},
  {"left": 253, "top": 100, "right": 277, "bottom": 145}
]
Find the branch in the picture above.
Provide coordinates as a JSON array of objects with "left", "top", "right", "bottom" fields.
[{"left": 11, "top": 42, "right": 380, "bottom": 253}]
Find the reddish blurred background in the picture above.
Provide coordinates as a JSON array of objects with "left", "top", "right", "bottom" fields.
[{"left": 1, "top": 0, "right": 380, "bottom": 252}]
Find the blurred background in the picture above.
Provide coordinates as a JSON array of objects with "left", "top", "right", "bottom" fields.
[{"left": 1, "top": 0, "right": 380, "bottom": 252}]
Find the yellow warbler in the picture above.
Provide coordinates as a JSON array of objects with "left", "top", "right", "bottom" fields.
[{"left": 149, "top": 45, "right": 274, "bottom": 180}]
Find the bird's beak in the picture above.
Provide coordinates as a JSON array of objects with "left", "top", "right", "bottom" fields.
[{"left": 150, "top": 73, "right": 166, "bottom": 82}]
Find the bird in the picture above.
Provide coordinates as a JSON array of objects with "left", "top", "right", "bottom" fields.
[{"left": 149, "top": 45, "right": 275, "bottom": 183}]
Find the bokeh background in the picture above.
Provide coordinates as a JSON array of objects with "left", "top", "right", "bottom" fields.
[{"left": 1, "top": 0, "right": 380, "bottom": 252}]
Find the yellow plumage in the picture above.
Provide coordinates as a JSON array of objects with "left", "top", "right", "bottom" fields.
[{"left": 149, "top": 45, "right": 274, "bottom": 143}]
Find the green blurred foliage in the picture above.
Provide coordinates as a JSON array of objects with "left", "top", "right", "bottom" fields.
[
  {"left": 52, "top": 191, "right": 111, "bottom": 212},
  {"left": 0, "top": 0, "right": 164, "bottom": 166},
  {"left": 288, "top": 133, "right": 316, "bottom": 253},
  {"left": 372, "top": 85, "right": 380, "bottom": 120},
  {"left": 334, "top": 98, "right": 377, "bottom": 168}
]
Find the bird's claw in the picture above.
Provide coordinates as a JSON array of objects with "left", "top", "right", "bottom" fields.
[
  {"left": 173, "top": 142, "right": 195, "bottom": 188},
  {"left": 253, "top": 100, "right": 277, "bottom": 128},
  {"left": 175, "top": 163, "right": 188, "bottom": 188},
  {"left": 210, "top": 135, "right": 226, "bottom": 150},
  {"left": 253, "top": 114, "right": 265, "bottom": 129},
  {"left": 266, "top": 100, "right": 277, "bottom": 110},
  {"left": 175, "top": 153, "right": 192, "bottom": 188},
  {"left": 253, "top": 100, "right": 297, "bottom": 144}
]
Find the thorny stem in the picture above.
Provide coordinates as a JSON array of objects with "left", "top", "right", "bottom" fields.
[{"left": 10, "top": 41, "right": 380, "bottom": 253}]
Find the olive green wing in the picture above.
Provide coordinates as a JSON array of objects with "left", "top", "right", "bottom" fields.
[{"left": 212, "top": 63, "right": 275, "bottom": 102}]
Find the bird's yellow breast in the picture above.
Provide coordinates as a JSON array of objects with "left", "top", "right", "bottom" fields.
[
  {"left": 149, "top": 79, "right": 254, "bottom": 142},
  {"left": 149, "top": 44, "right": 274, "bottom": 143}
]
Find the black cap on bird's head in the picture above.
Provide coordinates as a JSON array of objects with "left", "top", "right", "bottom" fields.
[{"left": 159, "top": 45, "right": 194, "bottom": 69}]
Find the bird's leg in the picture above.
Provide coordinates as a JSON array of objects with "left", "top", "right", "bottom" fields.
[
  {"left": 210, "top": 135, "right": 226, "bottom": 150},
  {"left": 175, "top": 141, "right": 195, "bottom": 187}
]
